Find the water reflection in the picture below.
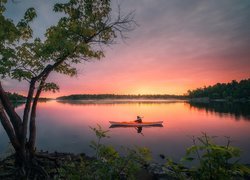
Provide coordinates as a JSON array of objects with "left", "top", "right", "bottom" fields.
[
  {"left": 188, "top": 102, "right": 250, "bottom": 120},
  {"left": 1, "top": 100, "right": 249, "bottom": 164},
  {"left": 109, "top": 124, "right": 163, "bottom": 134},
  {"left": 136, "top": 127, "right": 142, "bottom": 134}
]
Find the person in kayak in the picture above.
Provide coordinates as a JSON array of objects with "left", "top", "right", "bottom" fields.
[{"left": 135, "top": 116, "right": 142, "bottom": 123}]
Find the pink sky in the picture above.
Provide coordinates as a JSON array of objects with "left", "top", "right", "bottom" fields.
[{"left": 2, "top": 0, "right": 250, "bottom": 98}]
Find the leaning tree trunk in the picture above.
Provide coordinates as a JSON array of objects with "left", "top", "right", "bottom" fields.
[
  {"left": 0, "top": 56, "right": 68, "bottom": 177},
  {"left": 0, "top": 81, "right": 39, "bottom": 177}
]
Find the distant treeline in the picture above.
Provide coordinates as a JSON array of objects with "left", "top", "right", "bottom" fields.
[
  {"left": 187, "top": 79, "right": 250, "bottom": 99},
  {"left": 6, "top": 92, "right": 51, "bottom": 102},
  {"left": 57, "top": 94, "right": 187, "bottom": 100},
  {"left": 6, "top": 92, "right": 26, "bottom": 101}
]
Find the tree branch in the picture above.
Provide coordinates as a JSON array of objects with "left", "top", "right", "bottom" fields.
[
  {"left": 33, "top": 52, "right": 71, "bottom": 81},
  {"left": 22, "top": 78, "right": 36, "bottom": 149},
  {"left": 28, "top": 53, "right": 71, "bottom": 151},
  {"left": 28, "top": 78, "right": 45, "bottom": 152},
  {"left": 22, "top": 53, "right": 70, "bottom": 146}
]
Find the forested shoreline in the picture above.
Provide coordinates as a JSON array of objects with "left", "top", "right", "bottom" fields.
[
  {"left": 7, "top": 78, "right": 250, "bottom": 101},
  {"left": 6, "top": 92, "right": 26, "bottom": 101},
  {"left": 57, "top": 94, "right": 187, "bottom": 100},
  {"left": 187, "top": 79, "right": 250, "bottom": 100}
]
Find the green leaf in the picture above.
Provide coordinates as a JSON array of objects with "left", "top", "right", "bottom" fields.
[
  {"left": 24, "top": 7, "right": 37, "bottom": 22},
  {"left": 181, "top": 157, "right": 195, "bottom": 162},
  {"left": 42, "top": 82, "right": 60, "bottom": 92}
]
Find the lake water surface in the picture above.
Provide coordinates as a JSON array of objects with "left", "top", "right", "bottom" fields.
[{"left": 0, "top": 100, "right": 250, "bottom": 164}]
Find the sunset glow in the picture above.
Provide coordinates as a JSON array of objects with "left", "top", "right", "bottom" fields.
[
  {"left": 2, "top": 0, "right": 250, "bottom": 98},
  {"left": 1, "top": 1, "right": 250, "bottom": 176}
]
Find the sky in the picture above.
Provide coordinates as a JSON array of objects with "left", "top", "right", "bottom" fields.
[{"left": 2, "top": 0, "right": 250, "bottom": 97}]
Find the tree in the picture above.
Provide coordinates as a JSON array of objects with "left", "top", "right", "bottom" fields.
[
  {"left": 0, "top": 0, "right": 135, "bottom": 177},
  {"left": 187, "top": 79, "right": 250, "bottom": 100}
]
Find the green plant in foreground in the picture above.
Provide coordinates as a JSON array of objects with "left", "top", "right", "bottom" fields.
[
  {"left": 89, "top": 125, "right": 152, "bottom": 179},
  {"left": 89, "top": 124, "right": 111, "bottom": 160},
  {"left": 166, "top": 133, "right": 250, "bottom": 180},
  {"left": 59, "top": 129, "right": 250, "bottom": 180},
  {"left": 59, "top": 125, "right": 152, "bottom": 180}
]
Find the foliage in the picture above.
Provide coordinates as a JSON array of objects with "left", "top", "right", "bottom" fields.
[
  {"left": 187, "top": 79, "right": 250, "bottom": 100},
  {"left": 5, "top": 92, "right": 26, "bottom": 108},
  {"left": 0, "top": 1, "right": 37, "bottom": 79},
  {"left": 0, "top": 0, "right": 135, "bottom": 84},
  {"left": 165, "top": 133, "right": 250, "bottom": 180},
  {"left": 59, "top": 125, "right": 152, "bottom": 179},
  {"left": 89, "top": 124, "right": 110, "bottom": 159},
  {"left": 165, "top": 159, "right": 188, "bottom": 180},
  {"left": 0, "top": 0, "right": 135, "bottom": 177}
]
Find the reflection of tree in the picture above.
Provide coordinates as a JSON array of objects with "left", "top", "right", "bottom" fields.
[{"left": 188, "top": 102, "right": 250, "bottom": 121}]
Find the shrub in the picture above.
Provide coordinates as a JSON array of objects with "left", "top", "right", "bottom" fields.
[
  {"left": 58, "top": 125, "right": 152, "bottom": 179},
  {"left": 166, "top": 133, "right": 250, "bottom": 180}
]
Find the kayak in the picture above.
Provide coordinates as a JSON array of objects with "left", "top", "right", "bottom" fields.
[
  {"left": 109, "top": 121, "right": 163, "bottom": 127},
  {"left": 109, "top": 124, "right": 163, "bottom": 128}
]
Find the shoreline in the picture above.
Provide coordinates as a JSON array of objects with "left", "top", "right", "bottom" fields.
[
  {"left": 189, "top": 97, "right": 250, "bottom": 103},
  {"left": 0, "top": 151, "right": 182, "bottom": 179},
  {"left": 1, "top": 150, "right": 249, "bottom": 180},
  {"left": 11, "top": 97, "right": 250, "bottom": 104}
]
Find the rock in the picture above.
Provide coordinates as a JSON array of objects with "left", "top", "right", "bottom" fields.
[
  {"left": 135, "top": 169, "right": 155, "bottom": 180},
  {"left": 147, "top": 163, "right": 187, "bottom": 179}
]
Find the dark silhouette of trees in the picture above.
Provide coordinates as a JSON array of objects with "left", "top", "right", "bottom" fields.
[
  {"left": 187, "top": 79, "right": 250, "bottom": 100},
  {"left": 0, "top": 0, "right": 135, "bottom": 177},
  {"left": 6, "top": 92, "right": 26, "bottom": 101},
  {"left": 57, "top": 94, "right": 186, "bottom": 100}
]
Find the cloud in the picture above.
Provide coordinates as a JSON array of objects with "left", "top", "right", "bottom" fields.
[{"left": 2, "top": 0, "right": 250, "bottom": 96}]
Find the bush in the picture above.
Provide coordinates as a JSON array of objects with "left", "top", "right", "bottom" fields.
[
  {"left": 58, "top": 125, "right": 152, "bottom": 179},
  {"left": 166, "top": 133, "right": 250, "bottom": 180}
]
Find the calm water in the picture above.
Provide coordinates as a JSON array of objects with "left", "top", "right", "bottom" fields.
[{"left": 0, "top": 100, "right": 250, "bottom": 163}]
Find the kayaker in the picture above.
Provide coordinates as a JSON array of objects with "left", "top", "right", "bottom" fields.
[{"left": 135, "top": 116, "right": 142, "bottom": 123}]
